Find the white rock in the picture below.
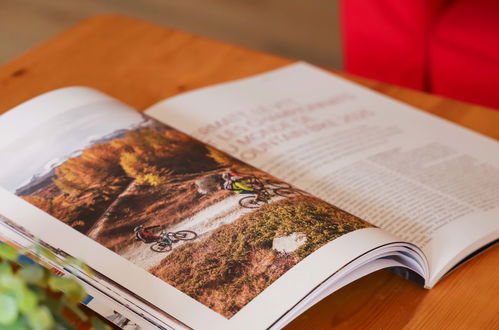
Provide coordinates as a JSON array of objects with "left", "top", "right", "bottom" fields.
[{"left": 272, "top": 232, "right": 307, "bottom": 254}]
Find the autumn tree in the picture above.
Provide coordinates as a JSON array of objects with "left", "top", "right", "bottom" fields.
[
  {"left": 119, "top": 128, "right": 214, "bottom": 184},
  {"left": 23, "top": 196, "right": 53, "bottom": 214},
  {"left": 206, "top": 145, "right": 248, "bottom": 167},
  {"left": 117, "top": 128, "right": 180, "bottom": 185},
  {"left": 22, "top": 194, "right": 91, "bottom": 228},
  {"left": 120, "top": 151, "right": 173, "bottom": 186},
  {"left": 54, "top": 143, "right": 127, "bottom": 196}
]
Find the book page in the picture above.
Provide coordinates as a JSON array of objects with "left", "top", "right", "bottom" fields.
[
  {"left": 0, "top": 87, "right": 402, "bottom": 329},
  {"left": 146, "top": 63, "right": 499, "bottom": 284}
]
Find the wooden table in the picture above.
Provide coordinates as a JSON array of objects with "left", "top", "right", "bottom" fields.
[{"left": 0, "top": 15, "right": 497, "bottom": 329}]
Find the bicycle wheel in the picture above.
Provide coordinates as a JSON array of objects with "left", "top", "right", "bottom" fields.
[
  {"left": 173, "top": 230, "right": 197, "bottom": 241},
  {"left": 263, "top": 180, "right": 291, "bottom": 189},
  {"left": 274, "top": 187, "right": 303, "bottom": 198},
  {"left": 150, "top": 242, "right": 172, "bottom": 252},
  {"left": 239, "top": 196, "right": 266, "bottom": 209}
]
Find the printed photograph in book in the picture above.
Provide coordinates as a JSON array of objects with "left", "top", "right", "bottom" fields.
[{"left": 0, "top": 104, "right": 372, "bottom": 318}]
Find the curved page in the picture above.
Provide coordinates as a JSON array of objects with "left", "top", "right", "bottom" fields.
[
  {"left": 146, "top": 63, "right": 499, "bottom": 285},
  {"left": 0, "top": 87, "right": 401, "bottom": 329}
]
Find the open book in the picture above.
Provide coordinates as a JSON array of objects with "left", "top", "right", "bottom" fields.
[{"left": 0, "top": 63, "right": 497, "bottom": 329}]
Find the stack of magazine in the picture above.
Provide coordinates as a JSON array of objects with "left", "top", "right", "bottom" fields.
[{"left": 0, "top": 63, "right": 497, "bottom": 329}]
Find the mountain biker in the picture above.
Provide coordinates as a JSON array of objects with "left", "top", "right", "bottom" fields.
[
  {"left": 134, "top": 225, "right": 163, "bottom": 244},
  {"left": 222, "top": 170, "right": 257, "bottom": 194}
]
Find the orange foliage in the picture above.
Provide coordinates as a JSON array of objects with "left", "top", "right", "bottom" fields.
[{"left": 22, "top": 124, "right": 218, "bottom": 234}]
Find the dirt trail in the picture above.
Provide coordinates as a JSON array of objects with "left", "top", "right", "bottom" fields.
[
  {"left": 121, "top": 194, "right": 284, "bottom": 270},
  {"left": 86, "top": 180, "right": 137, "bottom": 240}
]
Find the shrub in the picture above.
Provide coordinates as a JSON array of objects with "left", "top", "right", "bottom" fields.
[
  {"left": 154, "top": 195, "right": 371, "bottom": 317},
  {"left": 0, "top": 243, "right": 109, "bottom": 329}
]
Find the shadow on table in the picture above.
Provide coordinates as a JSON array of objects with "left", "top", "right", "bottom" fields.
[{"left": 286, "top": 269, "right": 426, "bottom": 329}]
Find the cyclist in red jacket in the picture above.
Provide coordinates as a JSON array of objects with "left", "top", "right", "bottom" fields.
[{"left": 134, "top": 225, "right": 162, "bottom": 243}]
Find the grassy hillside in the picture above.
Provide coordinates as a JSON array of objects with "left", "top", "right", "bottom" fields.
[{"left": 151, "top": 195, "right": 371, "bottom": 318}]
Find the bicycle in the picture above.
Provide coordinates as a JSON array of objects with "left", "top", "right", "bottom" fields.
[
  {"left": 150, "top": 230, "right": 198, "bottom": 252},
  {"left": 261, "top": 179, "right": 292, "bottom": 189},
  {"left": 238, "top": 186, "right": 304, "bottom": 209},
  {"left": 238, "top": 189, "right": 272, "bottom": 208}
]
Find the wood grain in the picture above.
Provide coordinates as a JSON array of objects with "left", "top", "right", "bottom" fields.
[{"left": 0, "top": 15, "right": 497, "bottom": 329}]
